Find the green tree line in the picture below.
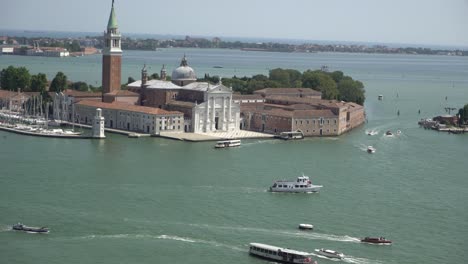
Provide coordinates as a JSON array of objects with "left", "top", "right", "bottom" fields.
[{"left": 200, "top": 68, "right": 366, "bottom": 105}]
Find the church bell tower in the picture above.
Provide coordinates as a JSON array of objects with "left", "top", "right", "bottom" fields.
[{"left": 102, "top": 0, "right": 122, "bottom": 99}]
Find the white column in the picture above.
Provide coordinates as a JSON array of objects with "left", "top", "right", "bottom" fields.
[
  {"left": 204, "top": 97, "right": 209, "bottom": 132},
  {"left": 228, "top": 95, "right": 232, "bottom": 130},
  {"left": 222, "top": 96, "right": 226, "bottom": 130},
  {"left": 210, "top": 97, "right": 215, "bottom": 131}
]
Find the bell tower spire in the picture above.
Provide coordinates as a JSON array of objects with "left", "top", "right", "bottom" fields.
[{"left": 102, "top": 0, "right": 122, "bottom": 100}]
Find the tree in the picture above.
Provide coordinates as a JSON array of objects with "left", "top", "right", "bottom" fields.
[
  {"left": 0, "top": 66, "right": 31, "bottom": 91},
  {"left": 269, "top": 68, "right": 290, "bottom": 87},
  {"left": 71, "top": 81, "right": 89, "bottom": 91},
  {"left": 330, "top": 71, "right": 344, "bottom": 83},
  {"left": 127, "top": 76, "right": 136, "bottom": 84},
  {"left": 49, "top": 72, "right": 68, "bottom": 92},
  {"left": 149, "top": 73, "right": 159, "bottom": 80},
  {"left": 458, "top": 104, "right": 468, "bottom": 126},
  {"left": 337, "top": 79, "right": 366, "bottom": 105},
  {"left": 302, "top": 70, "right": 338, "bottom": 100},
  {"left": 30, "top": 73, "right": 48, "bottom": 92}
]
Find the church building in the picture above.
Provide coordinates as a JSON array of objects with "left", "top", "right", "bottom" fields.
[{"left": 127, "top": 56, "right": 241, "bottom": 133}]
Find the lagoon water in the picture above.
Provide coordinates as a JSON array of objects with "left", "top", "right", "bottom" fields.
[{"left": 1, "top": 50, "right": 468, "bottom": 264}]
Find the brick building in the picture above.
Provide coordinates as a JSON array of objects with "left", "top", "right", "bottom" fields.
[{"left": 75, "top": 100, "right": 184, "bottom": 134}]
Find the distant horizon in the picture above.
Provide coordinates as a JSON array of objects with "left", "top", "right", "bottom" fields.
[{"left": 1, "top": 28, "right": 467, "bottom": 51}]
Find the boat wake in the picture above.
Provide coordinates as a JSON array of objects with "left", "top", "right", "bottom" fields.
[
  {"left": 343, "top": 256, "right": 384, "bottom": 264},
  {"left": 186, "top": 223, "right": 360, "bottom": 243},
  {"left": 73, "top": 233, "right": 245, "bottom": 252},
  {"left": 310, "top": 252, "right": 383, "bottom": 264},
  {"left": 0, "top": 225, "right": 11, "bottom": 232}
]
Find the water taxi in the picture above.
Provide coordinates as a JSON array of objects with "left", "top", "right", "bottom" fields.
[
  {"left": 298, "top": 224, "right": 313, "bottom": 230},
  {"left": 12, "top": 223, "right": 49, "bottom": 233},
  {"left": 314, "top": 248, "right": 344, "bottom": 259},
  {"left": 361, "top": 237, "right": 392, "bottom": 245},
  {"left": 214, "top": 139, "right": 241, "bottom": 148},
  {"left": 249, "top": 243, "right": 317, "bottom": 264},
  {"left": 367, "top": 146, "right": 376, "bottom": 153},
  {"left": 269, "top": 175, "right": 322, "bottom": 193}
]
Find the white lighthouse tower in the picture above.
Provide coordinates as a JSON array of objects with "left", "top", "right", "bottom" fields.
[{"left": 92, "top": 108, "right": 106, "bottom": 138}]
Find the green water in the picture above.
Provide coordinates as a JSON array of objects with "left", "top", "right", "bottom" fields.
[{"left": 1, "top": 50, "right": 468, "bottom": 264}]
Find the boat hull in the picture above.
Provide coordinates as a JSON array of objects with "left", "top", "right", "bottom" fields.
[
  {"left": 13, "top": 226, "right": 49, "bottom": 233},
  {"left": 314, "top": 249, "right": 344, "bottom": 259},
  {"left": 360, "top": 238, "right": 392, "bottom": 245},
  {"left": 269, "top": 186, "right": 322, "bottom": 193}
]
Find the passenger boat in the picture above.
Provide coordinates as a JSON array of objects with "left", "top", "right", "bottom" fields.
[
  {"left": 249, "top": 243, "right": 317, "bottom": 264},
  {"left": 269, "top": 175, "right": 322, "bottom": 193},
  {"left": 276, "top": 131, "right": 304, "bottom": 140},
  {"left": 314, "top": 248, "right": 345, "bottom": 259},
  {"left": 367, "top": 146, "right": 376, "bottom": 153},
  {"left": 298, "top": 224, "right": 313, "bottom": 230},
  {"left": 214, "top": 139, "right": 241, "bottom": 148},
  {"left": 361, "top": 237, "right": 392, "bottom": 245},
  {"left": 12, "top": 223, "right": 49, "bottom": 233}
]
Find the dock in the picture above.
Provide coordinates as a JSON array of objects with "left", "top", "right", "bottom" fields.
[{"left": 159, "top": 130, "right": 274, "bottom": 142}]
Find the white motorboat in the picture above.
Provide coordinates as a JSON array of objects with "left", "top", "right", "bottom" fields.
[
  {"left": 367, "top": 146, "right": 376, "bottom": 153},
  {"left": 366, "top": 130, "right": 378, "bottom": 136},
  {"left": 214, "top": 139, "right": 241, "bottom": 148},
  {"left": 249, "top": 243, "right": 317, "bottom": 264},
  {"left": 314, "top": 248, "right": 344, "bottom": 259},
  {"left": 298, "top": 224, "right": 313, "bottom": 230},
  {"left": 269, "top": 175, "right": 322, "bottom": 193}
]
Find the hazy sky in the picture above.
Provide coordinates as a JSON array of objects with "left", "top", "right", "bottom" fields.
[{"left": 1, "top": 0, "right": 468, "bottom": 47}]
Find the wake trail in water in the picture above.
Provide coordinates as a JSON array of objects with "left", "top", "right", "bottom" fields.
[
  {"left": 186, "top": 223, "right": 361, "bottom": 243},
  {"left": 70, "top": 233, "right": 245, "bottom": 252},
  {"left": 0, "top": 225, "right": 12, "bottom": 232},
  {"left": 310, "top": 252, "right": 383, "bottom": 264}
]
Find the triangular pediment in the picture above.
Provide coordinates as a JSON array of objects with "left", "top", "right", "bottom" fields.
[{"left": 207, "top": 84, "right": 232, "bottom": 94}]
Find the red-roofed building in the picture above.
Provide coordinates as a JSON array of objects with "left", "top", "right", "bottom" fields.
[{"left": 75, "top": 100, "right": 184, "bottom": 134}]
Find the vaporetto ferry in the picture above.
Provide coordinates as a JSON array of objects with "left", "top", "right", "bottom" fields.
[{"left": 249, "top": 243, "right": 317, "bottom": 264}]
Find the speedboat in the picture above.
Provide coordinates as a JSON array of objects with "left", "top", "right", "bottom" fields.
[
  {"left": 396, "top": 130, "right": 401, "bottom": 135},
  {"left": 298, "top": 224, "right": 313, "bottom": 230},
  {"left": 12, "top": 223, "right": 49, "bottom": 233},
  {"left": 314, "top": 248, "right": 344, "bottom": 259},
  {"left": 269, "top": 175, "right": 322, "bottom": 193},
  {"left": 367, "top": 146, "right": 376, "bottom": 153},
  {"left": 366, "top": 130, "right": 378, "bottom": 136},
  {"left": 361, "top": 237, "right": 392, "bottom": 245},
  {"left": 385, "top": 130, "right": 393, "bottom": 136}
]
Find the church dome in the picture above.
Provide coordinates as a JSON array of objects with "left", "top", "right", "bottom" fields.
[{"left": 171, "top": 55, "right": 197, "bottom": 83}]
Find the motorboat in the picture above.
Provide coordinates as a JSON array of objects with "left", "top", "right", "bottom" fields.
[
  {"left": 214, "top": 139, "right": 241, "bottom": 148},
  {"left": 249, "top": 243, "right": 317, "bottom": 264},
  {"left": 367, "top": 146, "right": 376, "bottom": 153},
  {"left": 276, "top": 131, "right": 304, "bottom": 140},
  {"left": 385, "top": 130, "right": 393, "bottom": 136},
  {"left": 298, "top": 224, "right": 313, "bottom": 230},
  {"left": 367, "top": 130, "right": 378, "bottom": 136},
  {"left": 12, "top": 223, "right": 49, "bottom": 233},
  {"left": 361, "top": 237, "right": 392, "bottom": 245},
  {"left": 396, "top": 130, "right": 402, "bottom": 135},
  {"left": 269, "top": 174, "right": 322, "bottom": 193},
  {"left": 314, "top": 248, "right": 344, "bottom": 259}
]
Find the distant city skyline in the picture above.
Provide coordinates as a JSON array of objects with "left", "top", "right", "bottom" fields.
[{"left": 1, "top": 0, "right": 468, "bottom": 47}]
